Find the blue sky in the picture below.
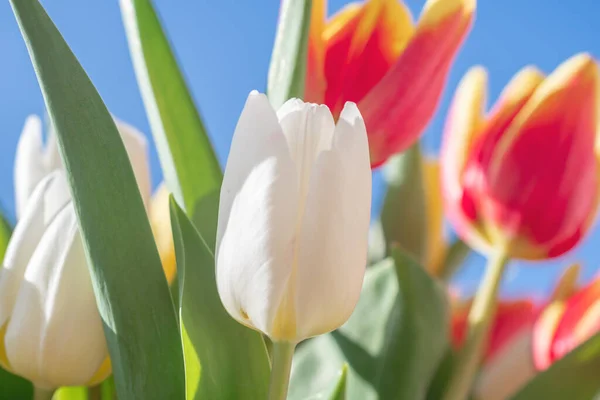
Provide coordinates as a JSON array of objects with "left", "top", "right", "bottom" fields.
[{"left": 0, "top": 0, "right": 599, "bottom": 300}]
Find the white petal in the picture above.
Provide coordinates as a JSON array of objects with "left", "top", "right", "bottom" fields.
[
  {"left": 14, "top": 115, "right": 48, "bottom": 219},
  {"left": 277, "top": 99, "right": 335, "bottom": 206},
  {"left": 294, "top": 102, "right": 372, "bottom": 339},
  {"left": 5, "top": 204, "right": 107, "bottom": 388},
  {"left": 216, "top": 91, "right": 298, "bottom": 335},
  {"left": 0, "top": 172, "right": 71, "bottom": 329},
  {"left": 115, "top": 119, "right": 152, "bottom": 207}
]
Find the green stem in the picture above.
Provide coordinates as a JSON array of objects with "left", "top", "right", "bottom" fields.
[
  {"left": 268, "top": 341, "right": 296, "bottom": 400},
  {"left": 33, "top": 386, "right": 54, "bottom": 400},
  {"left": 443, "top": 249, "right": 509, "bottom": 400}
]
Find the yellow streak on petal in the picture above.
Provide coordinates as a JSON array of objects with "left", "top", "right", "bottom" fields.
[
  {"left": 0, "top": 322, "right": 12, "bottom": 371},
  {"left": 422, "top": 157, "right": 447, "bottom": 276},
  {"left": 419, "top": 0, "right": 476, "bottom": 30},
  {"left": 322, "top": 2, "right": 362, "bottom": 42},
  {"left": 149, "top": 184, "right": 177, "bottom": 285},
  {"left": 535, "top": 301, "right": 567, "bottom": 368},
  {"left": 574, "top": 299, "right": 600, "bottom": 343},
  {"left": 443, "top": 66, "right": 487, "bottom": 190},
  {"left": 551, "top": 264, "right": 581, "bottom": 302},
  {"left": 87, "top": 356, "right": 112, "bottom": 387}
]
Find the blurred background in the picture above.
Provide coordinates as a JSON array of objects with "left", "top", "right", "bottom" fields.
[{"left": 0, "top": 0, "right": 598, "bottom": 300}]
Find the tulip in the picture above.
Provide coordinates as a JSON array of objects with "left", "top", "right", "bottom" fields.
[
  {"left": 307, "top": 0, "right": 475, "bottom": 167},
  {"left": 472, "top": 264, "right": 580, "bottom": 400},
  {"left": 534, "top": 265, "right": 600, "bottom": 370},
  {"left": 441, "top": 54, "right": 600, "bottom": 260},
  {"left": 216, "top": 91, "right": 370, "bottom": 399},
  {"left": 0, "top": 173, "right": 110, "bottom": 389},
  {"left": 15, "top": 115, "right": 151, "bottom": 218},
  {"left": 149, "top": 183, "right": 177, "bottom": 284},
  {"left": 451, "top": 299, "right": 536, "bottom": 400},
  {"left": 216, "top": 90, "right": 371, "bottom": 342}
]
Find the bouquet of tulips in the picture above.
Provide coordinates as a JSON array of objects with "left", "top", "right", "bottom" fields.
[{"left": 1, "top": 0, "right": 599, "bottom": 399}]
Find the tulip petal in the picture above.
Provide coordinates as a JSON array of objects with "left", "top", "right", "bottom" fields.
[
  {"left": 14, "top": 115, "right": 46, "bottom": 218},
  {"left": 422, "top": 157, "right": 446, "bottom": 274},
  {"left": 216, "top": 92, "right": 298, "bottom": 337},
  {"left": 482, "top": 54, "right": 599, "bottom": 258},
  {"left": 149, "top": 184, "right": 176, "bottom": 284},
  {"left": 115, "top": 119, "right": 152, "bottom": 208},
  {"left": 305, "top": 0, "right": 327, "bottom": 103},
  {"left": 323, "top": 0, "right": 414, "bottom": 116},
  {"left": 550, "top": 276, "right": 600, "bottom": 364},
  {"left": 440, "top": 67, "right": 489, "bottom": 251},
  {"left": 361, "top": 0, "right": 475, "bottom": 167},
  {"left": 5, "top": 204, "right": 107, "bottom": 388},
  {"left": 294, "top": 102, "right": 371, "bottom": 339},
  {"left": 0, "top": 173, "right": 71, "bottom": 330}
]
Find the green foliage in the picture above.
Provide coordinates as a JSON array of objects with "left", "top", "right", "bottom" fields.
[
  {"left": 170, "top": 198, "right": 271, "bottom": 399},
  {"left": 9, "top": 1, "right": 185, "bottom": 398},
  {"left": 267, "top": 0, "right": 313, "bottom": 108},
  {"left": 289, "top": 250, "right": 449, "bottom": 400},
  {"left": 511, "top": 332, "right": 600, "bottom": 400},
  {"left": 121, "top": 0, "right": 222, "bottom": 219}
]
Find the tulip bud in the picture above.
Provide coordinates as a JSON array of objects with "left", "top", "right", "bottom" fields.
[
  {"left": 307, "top": 0, "right": 475, "bottom": 167},
  {"left": 441, "top": 54, "right": 600, "bottom": 259},
  {"left": 0, "top": 173, "right": 110, "bottom": 389},
  {"left": 149, "top": 183, "right": 177, "bottom": 284},
  {"left": 14, "top": 115, "right": 151, "bottom": 218},
  {"left": 216, "top": 91, "right": 371, "bottom": 343}
]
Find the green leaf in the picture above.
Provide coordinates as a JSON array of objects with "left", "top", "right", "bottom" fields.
[
  {"left": 0, "top": 367, "right": 32, "bottom": 400},
  {"left": 510, "top": 332, "right": 600, "bottom": 400},
  {"left": 267, "top": 0, "right": 313, "bottom": 108},
  {"left": 120, "top": 0, "right": 222, "bottom": 218},
  {"left": 170, "top": 197, "right": 270, "bottom": 399},
  {"left": 9, "top": 1, "right": 185, "bottom": 399},
  {"left": 438, "top": 239, "right": 471, "bottom": 282},
  {"left": 0, "top": 211, "right": 11, "bottom": 263},
  {"left": 380, "top": 144, "right": 427, "bottom": 264},
  {"left": 328, "top": 365, "right": 349, "bottom": 400},
  {"left": 54, "top": 387, "right": 87, "bottom": 400},
  {"left": 289, "top": 250, "right": 449, "bottom": 400}
]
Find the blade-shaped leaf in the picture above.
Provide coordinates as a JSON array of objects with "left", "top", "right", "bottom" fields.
[
  {"left": 329, "top": 365, "right": 348, "bottom": 400},
  {"left": 510, "top": 332, "right": 600, "bottom": 400},
  {"left": 170, "top": 197, "right": 270, "bottom": 399},
  {"left": 267, "top": 0, "right": 312, "bottom": 108},
  {"left": 380, "top": 144, "right": 427, "bottom": 264},
  {"left": 9, "top": 1, "right": 185, "bottom": 399},
  {"left": 289, "top": 250, "right": 449, "bottom": 400},
  {"left": 120, "top": 0, "right": 222, "bottom": 218}
]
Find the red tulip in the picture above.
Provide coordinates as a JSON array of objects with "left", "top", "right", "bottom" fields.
[
  {"left": 441, "top": 54, "right": 600, "bottom": 260},
  {"left": 307, "top": 0, "right": 475, "bottom": 167}
]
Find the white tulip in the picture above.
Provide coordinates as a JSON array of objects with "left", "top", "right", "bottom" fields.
[
  {"left": 216, "top": 91, "right": 371, "bottom": 343},
  {"left": 14, "top": 115, "right": 151, "bottom": 217},
  {"left": 0, "top": 172, "right": 110, "bottom": 389}
]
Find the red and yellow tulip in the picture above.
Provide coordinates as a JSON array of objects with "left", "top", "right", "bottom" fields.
[
  {"left": 307, "top": 0, "right": 475, "bottom": 167},
  {"left": 534, "top": 266, "right": 600, "bottom": 370},
  {"left": 441, "top": 54, "right": 600, "bottom": 260}
]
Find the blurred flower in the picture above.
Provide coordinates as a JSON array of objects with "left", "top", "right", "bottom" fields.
[
  {"left": 307, "top": 0, "right": 475, "bottom": 167},
  {"left": 471, "top": 264, "right": 581, "bottom": 400},
  {"left": 216, "top": 91, "right": 371, "bottom": 343},
  {"left": 533, "top": 264, "right": 600, "bottom": 370},
  {"left": 14, "top": 115, "right": 151, "bottom": 217},
  {"left": 452, "top": 297, "right": 537, "bottom": 400},
  {"left": 441, "top": 54, "right": 600, "bottom": 260},
  {"left": 0, "top": 173, "right": 111, "bottom": 389},
  {"left": 149, "top": 183, "right": 177, "bottom": 284}
]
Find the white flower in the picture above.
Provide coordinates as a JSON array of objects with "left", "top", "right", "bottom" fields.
[
  {"left": 216, "top": 91, "right": 372, "bottom": 343},
  {"left": 14, "top": 115, "right": 151, "bottom": 217},
  {"left": 0, "top": 115, "right": 152, "bottom": 388},
  {"left": 0, "top": 173, "right": 110, "bottom": 389}
]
